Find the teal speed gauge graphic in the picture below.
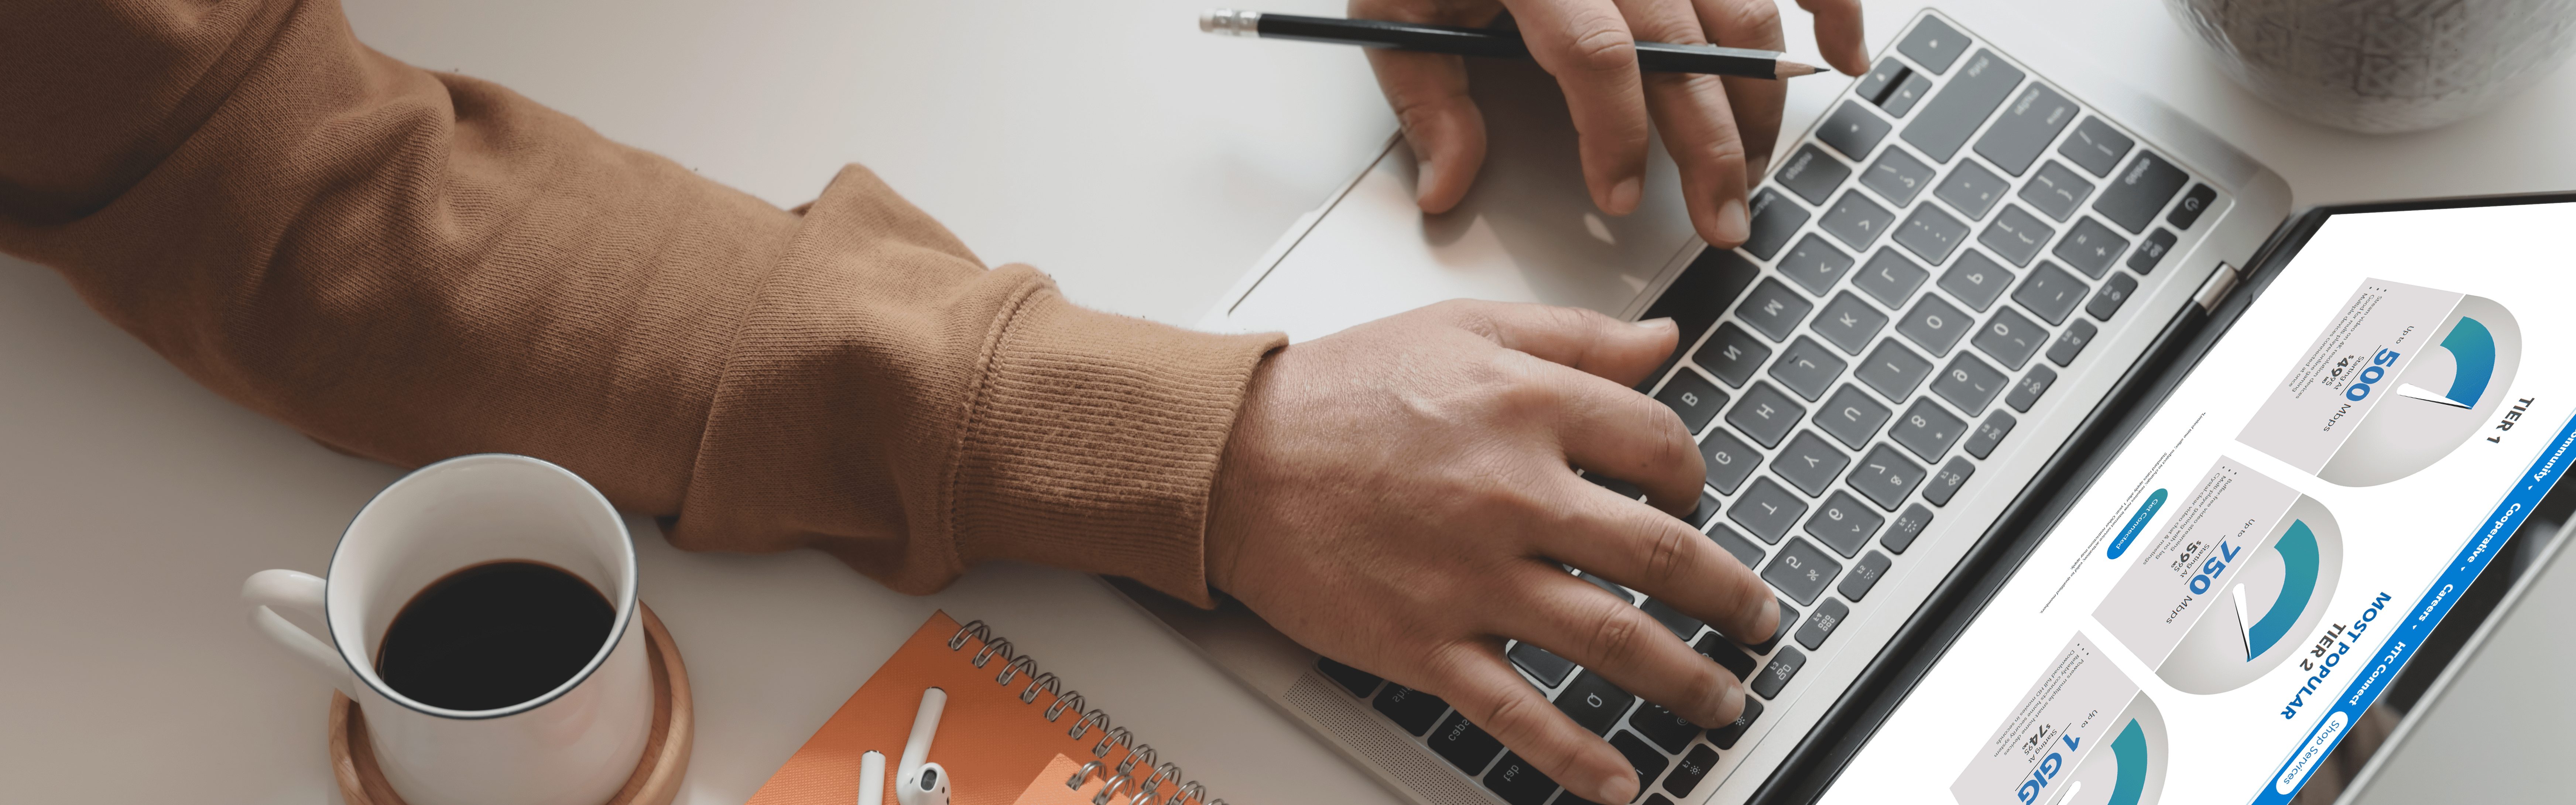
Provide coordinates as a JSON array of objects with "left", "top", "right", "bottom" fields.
[
  {"left": 2094, "top": 459, "right": 2344, "bottom": 694},
  {"left": 1953, "top": 636, "right": 2167, "bottom": 805},
  {"left": 2240, "top": 281, "right": 2520, "bottom": 487},
  {"left": 2053, "top": 694, "right": 2168, "bottom": 805}
]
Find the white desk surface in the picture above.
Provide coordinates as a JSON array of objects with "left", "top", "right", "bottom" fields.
[{"left": 7, "top": 1, "right": 2576, "bottom": 803}]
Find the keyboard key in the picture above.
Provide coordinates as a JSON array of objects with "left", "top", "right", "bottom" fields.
[
  {"left": 1761, "top": 537, "right": 1842, "bottom": 605},
  {"left": 2092, "top": 150, "right": 2188, "bottom": 234},
  {"left": 1769, "top": 337, "right": 1847, "bottom": 401},
  {"left": 1839, "top": 551, "right": 1892, "bottom": 601},
  {"left": 1893, "top": 202, "right": 1972, "bottom": 264},
  {"left": 1729, "top": 477, "right": 1809, "bottom": 543},
  {"left": 1509, "top": 641, "right": 1576, "bottom": 688},
  {"left": 1772, "top": 144, "right": 1850, "bottom": 206},
  {"left": 1775, "top": 234, "right": 1856, "bottom": 296},
  {"left": 1794, "top": 598, "right": 1851, "bottom": 650},
  {"left": 1931, "top": 352, "right": 2008, "bottom": 413},
  {"left": 2128, "top": 228, "right": 2176, "bottom": 274},
  {"left": 1973, "top": 83, "right": 2079, "bottom": 175},
  {"left": 1643, "top": 247, "right": 1764, "bottom": 362},
  {"left": 2169, "top": 183, "right": 2217, "bottom": 229},
  {"left": 1853, "top": 248, "right": 1928, "bottom": 308},
  {"left": 2056, "top": 116, "right": 2133, "bottom": 177},
  {"left": 1935, "top": 160, "right": 2010, "bottom": 220},
  {"left": 1318, "top": 657, "right": 1383, "bottom": 697},
  {"left": 1482, "top": 753, "right": 1559, "bottom": 805},
  {"left": 1937, "top": 249, "right": 2011, "bottom": 312},
  {"left": 1977, "top": 204, "right": 2052, "bottom": 266},
  {"left": 1744, "top": 187, "right": 1808, "bottom": 260},
  {"left": 2087, "top": 272, "right": 2139, "bottom": 321},
  {"left": 1803, "top": 490, "right": 1884, "bottom": 557},
  {"left": 1709, "top": 698, "right": 1762, "bottom": 749},
  {"left": 1374, "top": 684, "right": 1450, "bottom": 737},
  {"left": 1771, "top": 431, "right": 1852, "bottom": 496},
  {"left": 1724, "top": 382, "right": 1805, "bottom": 448},
  {"left": 1972, "top": 306, "right": 2046, "bottom": 370},
  {"left": 1692, "top": 631, "right": 1760, "bottom": 681},
  {"left": 1699, "top": 426, "right": 1761, "bottom": 494},
  {"left": 1705, "top": 524, "right": 1765, "bottom": 572},
  {"left": 1428, "top": 711, "right": 1504, "bottom": 773},
  {"left": 1901, "top": 49, "right": 2024, "bottom": 162},
  {"left": 1630, "top": 702, "right": 1704, "bottom": 753},
  {"left": 1734, "top": 278, "right": 1814, "bottom": 342},
  {"left": 1816, "top": 100, "right": 1891, "bottom": 161},
  {"left": 1553, "top": 671, "right": 1637, "bottom": 735},
  {"left": 1891, "top": 398, "right": 1968, "bottom": 462},
  {"left": 1815, "top": 385, "right": 1892, "bottom": 449},
  {"left": 1853, "top": 57, "right": 1907, "bottom": 105},
  {"left": 1849, "top": 444, "right": 1929, "bottom": 510},
  {"left": 2017, "top": 161, "right": 2094, "bottom": 221},
  {"left": 1750, "top": 646, "right": 1808, "bottom": 699},
  {"left": 1963, "top": 411, "right": 2016, "bottom": 459},
  {"left": 1655, "top": 369, "right": 1728, "bottom": 434},
  {"left": 2011, "top": 261, "right": 2089, "bottom": 324},
  {"left": 1640, "top": 597, "right": 1706, "bottom": 640},
  {"left": 1860, "top": 146, "right": 1937, "bottom": 207},
  {"left": 1895, "top": 294, "right": 1972, "bottom": 355},
  {"left": 1884, "top": 505, "right": 1933, "bottom": 553},
  {"left": 2048, "top": 319, "right": 2099, "bottom": 366},
  {"left": 1685, "top": 491, "right": 1720, "bottom": 528},
  {"left": 1923, "top": 457, "right": 1976, "bottom": 506},
  {"left": 1856, "top": 338, "right": 1935, "bottom": 400},
  {"left": 1819, "top": 189, "right": 1897, "bottom": 251},
  {"left": 1896, "top": 16, "right": 1969, "bottom": 73},
  {"left": 2052, "top": 216, "right": 2128, "bottom": 278},
  {"left": 2006, "top": 365, "right": 2056, "bottom": 412},
  {"left": 1610, "top": 731, "right": 1670, "bottom": 793},
  {"left": 1664, "top": 745, "right": 1722, "bottom": 798},
  {"left": 1692, "top": 322, "right": 1772, "bottom": 387},
  {"left": 1645, "top": 796, "right": 1676, "bottom": 805},
  {"left": 1811, "top": 292, "right": 1890, "bottom": 356},
  {"left": 1881, "top": 72, "right": 1933, "bottom": 117}
]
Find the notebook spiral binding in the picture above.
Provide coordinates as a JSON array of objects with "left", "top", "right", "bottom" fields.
[{"left": 947, "top": 620, "right": 1228, "bottom": 805}]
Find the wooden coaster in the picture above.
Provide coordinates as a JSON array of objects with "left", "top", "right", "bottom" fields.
[{"left": 329, "top": 603, "right": 694, "bottom": 805}]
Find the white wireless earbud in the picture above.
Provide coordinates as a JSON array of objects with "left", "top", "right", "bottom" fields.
[
  {"left": 857, "top": 750, "right": 886, "bottom": 805},
  {"left": 895, "top": 687, "right": 951, "bottom": 805}
]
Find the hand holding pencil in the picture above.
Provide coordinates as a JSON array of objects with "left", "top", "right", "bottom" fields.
[{"left": 1210, "top": 0, "right": 1866, "bottom": 255}]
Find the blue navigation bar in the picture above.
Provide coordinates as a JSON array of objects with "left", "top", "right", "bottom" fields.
[{"left": 2249, "top": 407, "right": 2576, "bottom": 804}]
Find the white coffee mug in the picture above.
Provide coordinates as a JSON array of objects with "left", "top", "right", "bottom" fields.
[{"left": 242, "top": 453, "right": 652, "bottom": 805}]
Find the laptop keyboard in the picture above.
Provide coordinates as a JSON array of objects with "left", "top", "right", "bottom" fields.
[{"left": 1309, "top": 12, "right": 2227, "bottom": 805}]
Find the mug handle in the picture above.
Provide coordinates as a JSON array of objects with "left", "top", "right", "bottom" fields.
[{"left": 242, "top": 569, "right": 360, "bottom": 699}]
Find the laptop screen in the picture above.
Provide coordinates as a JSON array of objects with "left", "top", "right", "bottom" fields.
[{"left": 1822, "top": 198, "right": 2576, "bottom": 805}]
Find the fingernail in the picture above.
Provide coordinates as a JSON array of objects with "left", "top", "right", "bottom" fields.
[
  {"left": 1716, "top": 197, "right": 1750, "bottom": 246},
  {"left": 1606, "top": 175, "right": 1642, "bottom": 216},
  {"left": 1595, "top": 772, "right": 1641, "bottom": 804},
  {"left": 1747, "top": 155, "right": 1772, "bottom": 183},
  {"left": 1709, "top": 676, "right": 1747, "bottom": 726},
  {"left": 1634, "top": 316, "right": 1676, "bottom": 330},
  {"left": 1415, "top": 160, "right": 1441, "bottom": 205}
]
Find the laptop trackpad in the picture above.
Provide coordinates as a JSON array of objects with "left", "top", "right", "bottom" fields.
[{"left": 1218, "top": 58, "right": 1701, "bottom": 343}]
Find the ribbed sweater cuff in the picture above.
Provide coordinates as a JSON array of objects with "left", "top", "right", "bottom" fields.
[{"left": 948, "top": 288, "right": 1282, "bottom": 607}]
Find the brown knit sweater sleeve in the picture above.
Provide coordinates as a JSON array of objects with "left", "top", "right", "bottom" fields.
[{"left": 0, "top": 0, "right": 1282, "bottom": 603}]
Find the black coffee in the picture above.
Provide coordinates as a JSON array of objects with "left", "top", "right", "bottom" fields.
[{"left": 376, "top": 560, "right": 615, "bottom": 711}]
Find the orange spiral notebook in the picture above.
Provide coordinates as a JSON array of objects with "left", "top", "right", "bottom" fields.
[{"left": 748, "top": 611, "right": 1224, "bottom": 805}]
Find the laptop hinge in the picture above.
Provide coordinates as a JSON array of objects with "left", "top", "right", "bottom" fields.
[{"left": 2193, "top": 261, "right": 2241, "bottom": 312}]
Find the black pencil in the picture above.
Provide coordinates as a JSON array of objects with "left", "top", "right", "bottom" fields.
[{"left": 1199, "top": 9, "right": 1823, "bottom": 80}]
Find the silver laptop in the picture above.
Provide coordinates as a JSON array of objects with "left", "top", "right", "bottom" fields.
[{"left": 1114, "top": 8, "right": 2576, "bottom": 805}]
